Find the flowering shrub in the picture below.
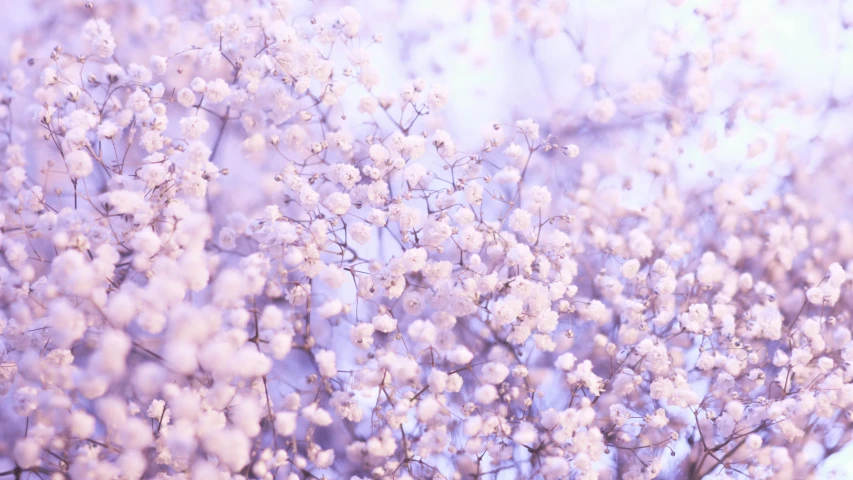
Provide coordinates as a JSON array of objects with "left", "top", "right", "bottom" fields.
[{"left": 1, "top": 0, "right": 853, "bottom": 479}]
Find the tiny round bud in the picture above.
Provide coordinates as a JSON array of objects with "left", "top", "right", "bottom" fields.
[{"left": 566, "top": 144, "right": 580, "bottom": 158}]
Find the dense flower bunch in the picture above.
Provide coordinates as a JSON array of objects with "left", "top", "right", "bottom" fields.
[{"left": 1, "top": 0, "right": 853, "bottom": 479}]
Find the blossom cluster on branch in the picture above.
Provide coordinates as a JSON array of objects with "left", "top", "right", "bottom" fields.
[{"left": 0, "top": 0, "right": 852, "bottom": 479}]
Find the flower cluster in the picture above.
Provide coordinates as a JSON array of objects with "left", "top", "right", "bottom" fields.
[{"left": 0, "top": 0, "right": 852, "bottom": 479}]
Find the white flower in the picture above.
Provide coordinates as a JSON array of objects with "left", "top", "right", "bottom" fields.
[
  {"left": 526, "top": 186, "right": 552, "bottom": 210},
  {"left": 323, "top": 192, "right": 352, "bottom": 216},
  {"left": 620, "top": 259, "right": 641, "bottom": 279},
  {"left": 587, "top": 98, "right": 617, "bottom": 123},
  {"left": 480, "top": 362, "right": 509, "bottom": 384},
  {"left": 474, "top": 385, "right": 498, "bottom": 404},
  {"left": 3, "top": 167, "right": 26, "bottom": 191},
  {"left": 302, "top": 403, "right": 333, "bottom": 426},
  {"left": 555, "top": 353, "right": 577, "bottom": 371},
  {"left": 509, "top": 209, "right": 532, "bottom": 232},
  {"left": 372, "top": 313, "right": 397, "bottom": 333},
  {"left": 332, "top": 163, "right": 361, "bottom": 189},
  {"left": 458, "top": 226, "right": 484, "bottom": 251},
  {"left": 150, "top": 55, "right": 168, "bottom": 75},
  {"left": 504, "top": 142, "right": 525, "bottom": 161},
  {"left": 316, "top": 350, "right": 337, "bottom": 377},
  {"left": 447, "top": 345, "right": 474, "bottom": 365},
  {"left": 13, "top": 438, "right": 41, "bottom": 469},
  {"left": 350, "top": 323, "right": 375, "bottom": 349},
  {"left": 427, "top": 83, "right": 449, "bottom": 110},
  {"left": 66, "top": 150, "right": 93, "bottom": 179},
  {"left": 274, "top": 411, "right": 297, "bottom": 436},
  {"left": 92, "top": 32, "right": 116, "bottom": 58},
  {"left": 180, "top": 116, "right": 210, "bottom": 140},
  {"left": 338, "top": 6, "right": 362, "bottom": 37},
  {"left": 506, "top": 243, "right": 535, "bottom": 268},
  {"left": 205, "top": 78, "right": 231, "bottom": 103},
  {"left": 177, "top": 88, "right": 196, "bottom": 107},
  {"left": 646, "top": 408, "right": 669, "bottom": 428},
  {"left": 649, "top": 378, "right": 674, "bottom": 401},
  {"left": 128, "top": 89, "right": 150, "bottom": 112},
  {"left": 97, "top": 121, "right": 119, "bottom": 139},
  {"left": 464, "top": 181, "right": 483, "bottom": 205},
  {"left": 516, "top": 119, "right": 540, "bottom": 139}
]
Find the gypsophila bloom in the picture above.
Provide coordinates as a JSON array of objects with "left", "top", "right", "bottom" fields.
[
  {"left": 0, "top": 1, "right": 852, "bottom": 479},
  {"left": 65, "top": 150, "right": 93, "bottom": 179}
]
